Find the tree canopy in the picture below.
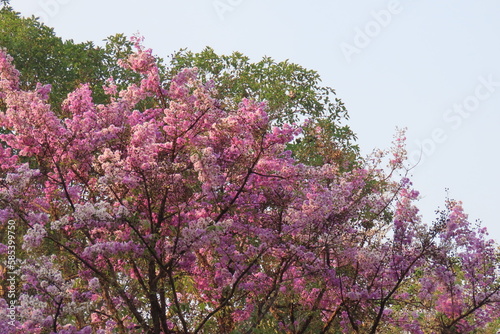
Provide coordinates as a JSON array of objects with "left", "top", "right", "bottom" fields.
[
  {"left": 0, "top": 7, "right": 359, "bottom": 169},
  {"left": 0, "top": 9, "right": 499, "bottom": 334},
  {"left": 0, "top": 7, "right": 111, "bottom": 108}
]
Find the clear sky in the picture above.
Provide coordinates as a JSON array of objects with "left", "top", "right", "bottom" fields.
[{"left": 10, "top": 0, "right": 500, "bottom": 241}]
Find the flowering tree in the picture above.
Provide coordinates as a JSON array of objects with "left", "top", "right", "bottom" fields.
[
  {"left": 166, "top": 46, "right": 359, "bottom": 168},
  {"left": 1, "top": 6, "right": 359, "bottom": 168},
  {"left": 0, "top": 42, "right": 499, "bottom": 334}
]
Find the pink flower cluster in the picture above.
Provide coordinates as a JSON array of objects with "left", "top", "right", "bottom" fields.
[{"left": 0, "top": 42, "right": 498, "bottom": 334}]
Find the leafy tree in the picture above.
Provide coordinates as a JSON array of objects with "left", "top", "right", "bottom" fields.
[
  {"left": 0, "top": 7, "right": 359, "bottom": 168},
  {"left": 166, "top": 47, "right": 359, "bottom": 168},
  {"left": 0, "top": 7, "right": 109, "bottom": 109},
  {"left": 0, "top": 43, "right": 499, "bottom": 334}
]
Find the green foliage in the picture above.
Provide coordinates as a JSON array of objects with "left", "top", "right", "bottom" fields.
[
  {"left": 167, "top": 47, "right": 337, "bottom": 122},
  {"left": 0, "top": 7, "right": 109, "bottom": 108},
  {"left": 166, "top": 47, "right": 360, "bottom": 166},
  {"left": 1, "top": 7, "right": 358, "bottom": 167}
]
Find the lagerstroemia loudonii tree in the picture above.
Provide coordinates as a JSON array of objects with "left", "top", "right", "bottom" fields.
[{"left": 0, "top": 43, "right": 499, "bottom": 334}]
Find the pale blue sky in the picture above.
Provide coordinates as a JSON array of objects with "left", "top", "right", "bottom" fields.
[{"left": 11, "top": 0, "right": 500, "bottom": 241}]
